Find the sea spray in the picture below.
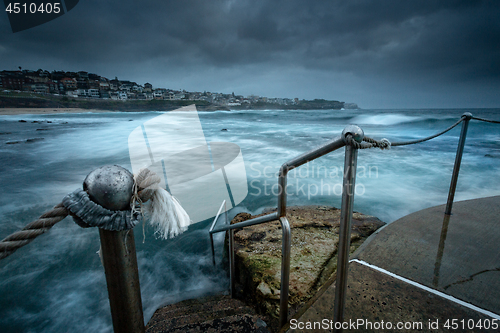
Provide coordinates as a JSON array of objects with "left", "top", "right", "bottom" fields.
[{"left": 0, "top": 108, "right": 499, "bottom": 332}]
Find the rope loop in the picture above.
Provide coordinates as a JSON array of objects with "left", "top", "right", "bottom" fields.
[
  {"left": 63, "top": 190, "right": 141, "bottom": 231},
  {"left": 344, "top": 134, "right": 362, "bottom": 149},
  {"left": 130, "top": 168, "right": 162, "bottom": 217},
  {"left": 345, "top": 134, "right": 391, "bottom": 150}
]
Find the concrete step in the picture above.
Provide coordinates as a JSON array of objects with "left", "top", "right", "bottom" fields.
[{"left": 146, "top": 294, "right": 270, "bottom": 332}]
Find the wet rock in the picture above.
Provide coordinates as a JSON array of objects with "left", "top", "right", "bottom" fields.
[
  {"left": 228, "top": 205, "right": 385, "bottom": 329},
  {"left": 146, "top": 294, "right": 270, "bottom": 333},
  {"left": 26, "top": 138, "right": 45, "bottom": 143},
  {"left": 257, "top": 281, "right": 273, "bottom": 297},
  {"left": 6, "top": 141, "right": 22, "bottom": 144},
  {"left": 36, "top": 128, "right": 50, "bottom": 131},
  {"left": 18, "top": 120, "right": 27, "bottom": 123},
  {"left": 221, "top": 128, "right": 228, "bottom": 131}
]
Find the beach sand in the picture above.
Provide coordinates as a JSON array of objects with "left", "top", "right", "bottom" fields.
[{"left": 0, "top": 108, "right": 111, "bottom": 115}]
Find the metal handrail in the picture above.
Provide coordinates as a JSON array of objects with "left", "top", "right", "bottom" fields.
[
  {"left": 209, "top": 200, "right": 226, "bottom": 266},
  {"left": 207, "top": 112, "right": 500, "bottom": 331},
  {"left": 445, "top": 113, "right": 472, "bottom": 215},
  {"left": 210, "top": 136, "right": 346, "bottom": 234},
  {"left": 210, "top": 135, "right": 347, "bottom": 328},
  {"left": 2, "top": 109, "right": 499, "bottom": 332}
]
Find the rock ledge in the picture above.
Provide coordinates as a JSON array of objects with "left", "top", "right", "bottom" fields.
[{"left": 229, "top": 205, "right": 385, "bottom": 331}]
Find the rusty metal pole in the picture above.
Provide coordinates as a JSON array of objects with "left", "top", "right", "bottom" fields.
[
  {"left": 99, "top": 229, "right": 145, "bottom": 333},
  {"left": 83, "top": 165, "right": 145, "bottom": 333}
]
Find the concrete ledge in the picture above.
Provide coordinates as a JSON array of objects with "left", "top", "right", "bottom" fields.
[
  {"left": 355, "top": 196, "right": 500, "bottom": 315},
  {"left": 289, "top": 261, "right": 498, "bottom": 332}
]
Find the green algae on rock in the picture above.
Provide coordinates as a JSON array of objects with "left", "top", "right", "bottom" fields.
[{"left": 228, "top": 205, "right": 385, "bottom": 329}]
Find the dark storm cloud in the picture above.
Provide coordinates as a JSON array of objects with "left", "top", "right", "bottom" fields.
[{"left": 1, "top": 0, "right": 499, "bottom": 107}]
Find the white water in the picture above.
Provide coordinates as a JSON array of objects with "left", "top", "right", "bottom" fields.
[{"left": 0, "top": 108, "right": 499, "bottom": 332}]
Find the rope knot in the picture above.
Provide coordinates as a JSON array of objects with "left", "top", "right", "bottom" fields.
[
  {"left": 130, "top": 168, "right": 191, "bottom": 239},
  {"left": 345, "top": 135, "right": 391, "bottom": 150}
]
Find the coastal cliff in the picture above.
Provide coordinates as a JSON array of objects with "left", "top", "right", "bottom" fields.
[{"left": 0, "top": 95, "right": 348, "bottom": 111}]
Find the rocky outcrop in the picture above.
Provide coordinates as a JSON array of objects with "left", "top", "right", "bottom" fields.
[
  {"left": 343, "top": 103, "right": 359, "bottom": 109},
  {"left": 145, "top": 205, "right": 384, "bottom": 332},
  {"left": 229, "top": 205, "right": 385, "bottom": 330}
]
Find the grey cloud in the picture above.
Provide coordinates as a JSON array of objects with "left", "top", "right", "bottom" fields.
[{"left": 0, "top": 0, "right": 498, "bottom": 108}]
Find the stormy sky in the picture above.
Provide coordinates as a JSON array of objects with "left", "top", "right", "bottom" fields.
[{"left": 1, "top": 0, "right": 499, "bottom": 109}]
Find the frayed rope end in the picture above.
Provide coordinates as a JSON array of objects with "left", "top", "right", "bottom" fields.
[{"left": 131, "top": 168, "right": 192, "bottom": 240}]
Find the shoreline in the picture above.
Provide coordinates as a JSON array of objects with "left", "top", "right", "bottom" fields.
[{"left": 0, "top": 108, "right": 112, "bottom": 115}]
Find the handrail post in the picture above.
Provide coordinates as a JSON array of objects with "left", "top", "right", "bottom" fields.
[
  {"left": 83, "top": 165, "right": 145, "bottom": 333},
  {"left": 229, "top": 228, "right": 236, "bottom": 297},
  {"left": 208, "top": 136, "right": 345, "bottom": 330},
  {"left": 209, "top": 200, "right": 227, "bottom": 267},
  {"left": 334, "top": 126, "right": 362, "bottom": 332},
  {"left": 445, "top": 113, "right": 472, "bottom": 215},
  {"left": 279, "top": 216, "right": 291, "bottom": 329},
  {"left": 99, "top": 229, "right": 145, "bottom": 333}
]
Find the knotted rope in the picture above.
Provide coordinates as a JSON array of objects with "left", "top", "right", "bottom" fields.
[
  {"left": 131, "top": 168, "right": 191, "bottom": 239},
  {"left": 344, "top": 134, "right": 391, "bottom": 149},
  {"left": 0, "top": 167, "right": 190, "bottom": 261},
  {"left": 130, "top": 168, "right": 162, "bottom": 215}
]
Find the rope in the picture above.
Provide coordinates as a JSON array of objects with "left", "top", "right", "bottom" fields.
[
  {"left": 391, "top": 117, "right": 464, "bottom": 147},
  {"left": 0, "top": 203, "right": 69, "bottom": 260},
  {"left": 344, "top": 134, "right": 391, "bottom": 150},
  {"left": 130, "top": 168, "right": 162, "bottom": 216},
  {"left": 0, "top": 168, "right": 165, "bottom": 261},
  {"left": 471, "top": 116, "right": 500, "bottom": 124},
  {"left": 130, "top": 168, "right": 162, "bottom": 242}
]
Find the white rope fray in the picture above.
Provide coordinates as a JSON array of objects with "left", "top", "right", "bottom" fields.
[{"left": 130, "top": 168, "right": 191, "bottom": 240}]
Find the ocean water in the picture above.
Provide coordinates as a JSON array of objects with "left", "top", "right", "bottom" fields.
[{"left": 0, "top": 108, "right": 499, "bottom": 332}]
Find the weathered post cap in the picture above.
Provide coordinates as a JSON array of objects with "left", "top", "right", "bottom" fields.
[
  {"left": 83, "top": 165, "right": 134, "bottom": 211},
  {"left": 462, "top": 112, "right": 473, "bottom": 120},
  {"left": 342, "top": 125, "right": 364, "bottom": 143}
]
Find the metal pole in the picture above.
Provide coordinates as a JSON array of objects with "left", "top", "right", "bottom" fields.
[
  {"left": 277, "top": 165, "right": 288, "bottom": 217},
  {"left": 209, "top": 233, "right": 216, "bottom": 266},
  {"left": 445, "top": 113, "right": 472, "bottom": 215},
  {"left": 82, "top": 165, "right": 145, "bottom": 333},
  {"left": 279, "top": 216, "right": 291, "bottom": 329},
  {"left": 333, "top": 141, "right": 359, "bottom": 332},
  {"left": 433, "top": 214, "right": 451, "bottom": 288},
  {"left": 229, "top": 228, "right": 235, "bottom": 298},
  {"left": 99, "top": 229, "right": 145, "bottom": 333},
  {"left": 209, "top": 200, "right": 226, "bottom": 267}
]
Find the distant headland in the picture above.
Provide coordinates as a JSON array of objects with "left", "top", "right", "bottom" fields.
[{"left": 0, "top": 68, "right": 357, "bottom": 111}]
